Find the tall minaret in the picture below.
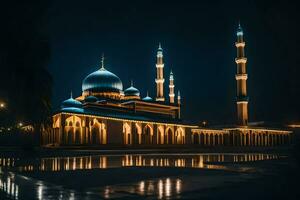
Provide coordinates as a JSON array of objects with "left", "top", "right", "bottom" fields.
[
  {"left": 155, "top": 43, "right": 165, "bottom": 101},
  {"left": 235, "top": 23, "right": 249, "bottom": 126},
  {"left": 169, "top": 70, "right": 175, "bottom": 103}
]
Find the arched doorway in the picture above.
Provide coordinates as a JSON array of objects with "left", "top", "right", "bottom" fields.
[
  {"left": 175, "top": 127, "right": 185, "bottom": 144},
  {"left": 91, "top": 123, "right": 100, "bottom": 144},
  {"left": 246, "top": 133, "right": 249, "bottom": 146},
  {"left": 67, "top": 129, "right": 73, "bottom": 145},
  {"left": 143, "top": 125, "right": 153, "bottom": 145},
  {"left": 157, "top": 125, "right": 164, "bottom": 145},
  {"left": 193, "top": 133, "right": 199, "bottom": 144},
  {"left": 100, "top": 123, "right": 107, "bottom": 144},
  {"left": 134, "top": 123, "right": 142, "bottom": 144},
  {"left": 200, "top": 133, "right": 204, "bottom": 145},
  {"left": 165, "top": 127, "right": 173, "bottom": 144},
  {"left": 123, "top": 123, "right": 132, "bottom": 145},
  {"left": 75, "top": 121, "right": 81, "bottom": 144}
]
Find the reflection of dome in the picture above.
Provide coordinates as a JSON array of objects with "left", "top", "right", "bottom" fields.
[
  {"left": 82, "top": 68, "right": 123, "bottom": 94},
  {"left": 124, "top": 86, "right": 140, "bottom": 97},
  {"left": 85, "top": 95, "right": 98, "bottom": 103}
]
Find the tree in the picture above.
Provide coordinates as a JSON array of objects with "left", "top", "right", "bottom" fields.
[{"left": 0, "top": 1, "right": 52, "bottom": 145}]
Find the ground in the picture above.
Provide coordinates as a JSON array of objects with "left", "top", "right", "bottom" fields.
[{"left": 0, "top": 147, "right": 299, "bottom": 199}]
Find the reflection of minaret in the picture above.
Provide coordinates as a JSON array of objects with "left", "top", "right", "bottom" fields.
[
  {"left": 169, "top": 70, "right": 175, "bottom": 103},
  {"left": 235, "top": 23, "right": 248, "bottom": 126},
  {"left": 155, "top": 43, "right": 165, "bottom": 101}
]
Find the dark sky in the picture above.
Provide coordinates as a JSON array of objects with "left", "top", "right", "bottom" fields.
[{"left": 45, "top": 0, "right": 300, "bottom": 125}]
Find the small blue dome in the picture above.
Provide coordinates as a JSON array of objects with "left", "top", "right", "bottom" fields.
[
  {"left": 61, "top": 107, "right": 84, "bottom": 113},
  {"left": 142, "top": 92, "right": 153, "bottom": 101},
  {"left": 124, "top": 86, "right": 140, "bottom": 97},
  {"left": 82, "top": 68, "right": 123, "bottom": 93},
  {"left": 61, "top": 97, "right": 82, "bottom": 109},
  {"left": 85, "top": 95, "right": 98, "bottom": 103}
]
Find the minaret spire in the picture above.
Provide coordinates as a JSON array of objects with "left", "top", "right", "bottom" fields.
[
  {"left": 235, "top": 22, "right": 248, "bottom": 126},
  {"left": 155, "top": 43, "right": 165, "bottom": 101},
  {"left": 70, "top": 91, "right": 73, "bottom": 99},
  {"left": 101, "top": 53, "right": 105, "bottom": 70},
  {"left": 177, "top": 90, "right": 181, "bottom": 105},
  {"left": 177, "top": 90, "right": 181, "bottom": 119},
  {"left": 169, "top": 70, "right": 175, "bottom": 103}
]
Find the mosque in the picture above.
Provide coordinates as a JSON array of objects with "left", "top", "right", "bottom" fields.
[{"left": 42, "top": 24, "right": 292, "bottom": 147}]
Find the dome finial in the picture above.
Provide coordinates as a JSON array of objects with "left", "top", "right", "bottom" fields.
[
  {"left": 147, "top": 90, "right": 149, "bottom": 97},
  {"left": 131, "top": 80, "right": 133, "bottom": 87},
  {"left": 101, "top": 53, "right": 105, "bottom": 70},
  {"left": 70, "top": 90, "right": 73, "bottom": 99},
  {"left": 237, "top": 21, "right": 243, "bottom": 35},
  {"left": 158, "top": 42, "right": 163, "bottom": 51}
]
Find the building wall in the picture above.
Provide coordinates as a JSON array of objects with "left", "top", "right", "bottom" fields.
[
  {"left": 191, "top": 128, "right": 292, "bottom": 147},
  {"left": 107, "top": 120, "right": 123, "bottom": 145},
  {"left": 43, "top": 113, "right": 193, "bottom": 146},
  {"left": 43, "top": 113, "right": 292, "bottom": 147}
]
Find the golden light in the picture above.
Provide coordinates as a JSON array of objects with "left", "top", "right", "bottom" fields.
[
  {"left": 18, "top": 122, "right": 23, "bottom": 127},
  {"left": 0, "top": 103, "right": 5, "bottom": 108},
  {"left": 288, "top": 124, "right": 300, "bottom": 128}
]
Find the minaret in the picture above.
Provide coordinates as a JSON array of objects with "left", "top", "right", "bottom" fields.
[
  {"left": 155, "top": 43, "right": 165, "bottom": 101},
  {"left": 235, "top": 23, "right": 248, "bottom": 126},
  {"left": 169, "top": 70, "right": 175, "bottom": 103},
  {"left": 177, "top": 90, "right": 181, "bottom": 119}
]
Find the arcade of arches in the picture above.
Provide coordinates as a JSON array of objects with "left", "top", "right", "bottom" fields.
[
  {"left": 191, "top": 128, "right": 292, "bottom": 147},
  {"left": 43, "top": 113, "right": 187, "bottom": 146},
  {"left": 122, "top": 122, "right": 185, "bottom": 145},
  {"left": 43, "top": 113, "right": 292, "bottom": 147}
]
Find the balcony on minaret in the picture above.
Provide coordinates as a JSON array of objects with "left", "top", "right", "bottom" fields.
[
  {"left": 235, "top": 57, "right": 247, "bottom": 64},
  {"left": 155, "top": 78, "right": 165, "bottom": 84},
  {"left": 156, "top": 64, "right": 164, "bottom": 68},
  {"left": 235, "top": 74, "right": 248, "bottom": 80},
  {"left": 235, "top": 42, "right": 245, "bottom": 48}
]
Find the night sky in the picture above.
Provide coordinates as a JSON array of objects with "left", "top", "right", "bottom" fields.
[{"left": 45, "top": 0, "right": 300, "bottom": 125}]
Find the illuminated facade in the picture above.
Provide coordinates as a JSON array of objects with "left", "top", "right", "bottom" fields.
[
  {"left": 43, "top": 26, "right": 292, "bottom": 147},
  {"left": 235, "top": 23, "right": 249, "bottom": 126},
  {"left": 156, "top": 43, "right": 165, "bottom": 102}
]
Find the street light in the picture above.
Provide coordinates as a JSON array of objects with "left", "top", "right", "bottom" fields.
[{"left": 0, "top": 103, "right": 5, "bottom": 108}]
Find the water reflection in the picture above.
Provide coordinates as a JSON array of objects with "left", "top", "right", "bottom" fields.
[
  {"left": 99, "top": 177, "right": 182, "bottom": 199},
  {"left": 0, "top": 153, "right": 282, "bottom": 200},
  {"left": 0, "top": 153, "right": 280, "bottom": 172},
  {"left": 0, "top": 172, "right": 98, "bottom": 200},
  {"left": 0, "top": 173, "right": 18, "bottom": 200}
]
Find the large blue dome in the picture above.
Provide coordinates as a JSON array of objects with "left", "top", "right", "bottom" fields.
[{"left": 82, "top": 68, "right": 123, "bottom": 93}]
